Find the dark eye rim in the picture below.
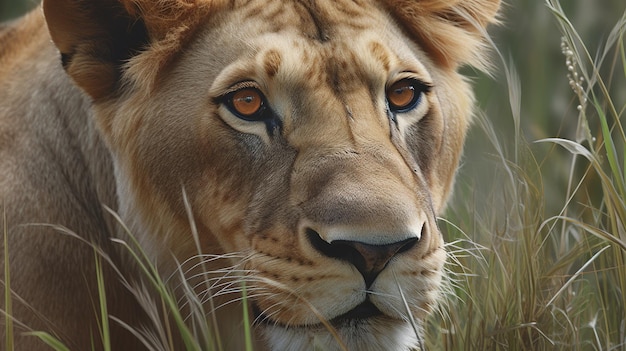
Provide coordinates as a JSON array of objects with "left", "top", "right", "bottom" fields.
[
  {"left": 222, "top": 87, "right": 269, "bottom": 121},
  {"left": 386, "top": 78, "right": 431, "bottom": 114}
]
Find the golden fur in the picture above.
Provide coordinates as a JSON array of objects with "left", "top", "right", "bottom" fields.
[{"left": 0, "top": 1, "right": 499, "bottom": 350}]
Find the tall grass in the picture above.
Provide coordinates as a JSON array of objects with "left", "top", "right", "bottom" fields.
[
  {"left": 7, "top": 212, "right": 256, "bottom": 351},
  {"left": 3, "top": 206, "right": 14, "bottom": 351},
  {"left": 425, "top": 1, "right": 626, "bottom": 350}
]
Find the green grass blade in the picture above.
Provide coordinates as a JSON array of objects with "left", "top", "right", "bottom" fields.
[
  {"left": 593, "top": 97, "right": 626, "bottom": 198},
  {"left": 25, "top": 332, "right": 70, "bottom": 351},
  {"left": 94, "top": 254, "right": 111, "bottom": 351},
  {"left": 3, "top": 206, "right": 13, "bottom": 351},
  {"left": 621, "top": 30, "right": 626, "bottom": 88},
  {"left": 241, "top": 282, "right": 254, "bottom": 351}
]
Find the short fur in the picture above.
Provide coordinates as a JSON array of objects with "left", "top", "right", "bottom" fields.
[{"left": 0, "top": 1, "right": 499, "bottom": 350}]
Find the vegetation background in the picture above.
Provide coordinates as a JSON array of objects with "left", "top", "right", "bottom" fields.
[{"left": 1, "top": 0, "right": 625, "bottom": 350}]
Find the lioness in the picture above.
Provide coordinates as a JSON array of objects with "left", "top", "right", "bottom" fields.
[{"left": 0, "top": 0, "right": 499, "bottom": 350}]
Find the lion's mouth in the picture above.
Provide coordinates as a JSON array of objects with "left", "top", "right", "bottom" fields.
[
  {"left": 333, "top": 300, "right": 382, "bottom": 321},
  {"left": 252, "top": 298, "right": 383, "bottom": 328}
]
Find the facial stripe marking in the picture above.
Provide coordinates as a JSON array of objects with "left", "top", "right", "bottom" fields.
[
  {"left": 368, "top": 41, "right": 391, "bottom": 72},
  {"left": 263, "top": 49, "right": 282, "bottom": 78}
]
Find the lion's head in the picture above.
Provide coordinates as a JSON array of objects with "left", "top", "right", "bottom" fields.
[{"left": 43, "top": 0, "right": 499, "bottom": 349}]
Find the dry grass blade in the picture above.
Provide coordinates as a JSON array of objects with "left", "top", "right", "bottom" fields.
[{"left": 544, "top": 245, "right": 610, "bottom": 307}]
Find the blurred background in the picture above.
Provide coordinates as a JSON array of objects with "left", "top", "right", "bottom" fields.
[
  {"left": 0, "top": 0, "right": 35, "bottom": 22},
  {"left": 465, "top": 0, "right": 625, "bottom": 216}
]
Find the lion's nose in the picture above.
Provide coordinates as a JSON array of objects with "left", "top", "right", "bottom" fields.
[{"left": 306, "top": 229, "right": 419, "bottom": 287}]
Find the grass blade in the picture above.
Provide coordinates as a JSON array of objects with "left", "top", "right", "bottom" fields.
[
  {"left": 3, "top": 206, "right": 13, "bottom": 351},
  {"left": 24, "top": 332, "right": 70, "bottom": 351}
]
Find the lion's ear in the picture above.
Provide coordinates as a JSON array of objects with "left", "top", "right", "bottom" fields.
[
  {"left": 43, "top": 0, "right": 150, "bottom": 99},
  {"left": 381, "top": 0, "right": 501, "bottom": 70},
  {"left": 43, "top": 0, "right": 222, "bottom": 100}
]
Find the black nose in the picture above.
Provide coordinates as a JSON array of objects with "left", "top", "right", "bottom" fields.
[{"left": 306, "top": 229, "right": 419, "bottom": 287}]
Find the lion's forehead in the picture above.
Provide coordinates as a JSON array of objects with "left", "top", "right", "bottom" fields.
[
  {"left": 250, "top": 35, "right": 414, "bottom": 87},
  {"left": 228, "top": 0, "right": 383, "bottom": 36},
  {"left": 209, "top": 0, "right": 432, "bottom": 82}
]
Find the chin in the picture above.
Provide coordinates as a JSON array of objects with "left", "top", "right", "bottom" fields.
[{"left": 257, "top": 313, "right": 420, "bottom": 351}]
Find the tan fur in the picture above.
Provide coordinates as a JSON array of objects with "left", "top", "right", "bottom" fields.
[{"left": 0, "top": 1, "right": 499, "bottom": 350}]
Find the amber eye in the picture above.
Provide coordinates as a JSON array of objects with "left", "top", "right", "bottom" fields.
[
  {"left": 386, "top": 79, "right": 427, "bottom": 113},
  {"left": 225, "top": 88, "right": 266, "bottom": 120}
]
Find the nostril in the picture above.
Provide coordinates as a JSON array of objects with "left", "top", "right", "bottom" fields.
[
  {"left": 397, "top": 234, "right": 419, "bottom": 254},
  {"left": 306, "top": 228, "right": 362, "bottom": 262},
  {"left": 306, "top": 228, "right": 420, "bottom": 287}
]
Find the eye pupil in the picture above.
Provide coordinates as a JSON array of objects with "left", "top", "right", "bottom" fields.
[
  {"left": 386, "top": 79, "right": 425, "bottom": 112},
  {"left": 391, "top": 85, "right": 414, "bottom": 107},
  {"left": 231, "top": 88, "right": 263, "bottom": 117}
]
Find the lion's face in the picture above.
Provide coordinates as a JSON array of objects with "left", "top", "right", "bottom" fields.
[{"left": 44, "top": 0, "right": 499, "bottom": 349}]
